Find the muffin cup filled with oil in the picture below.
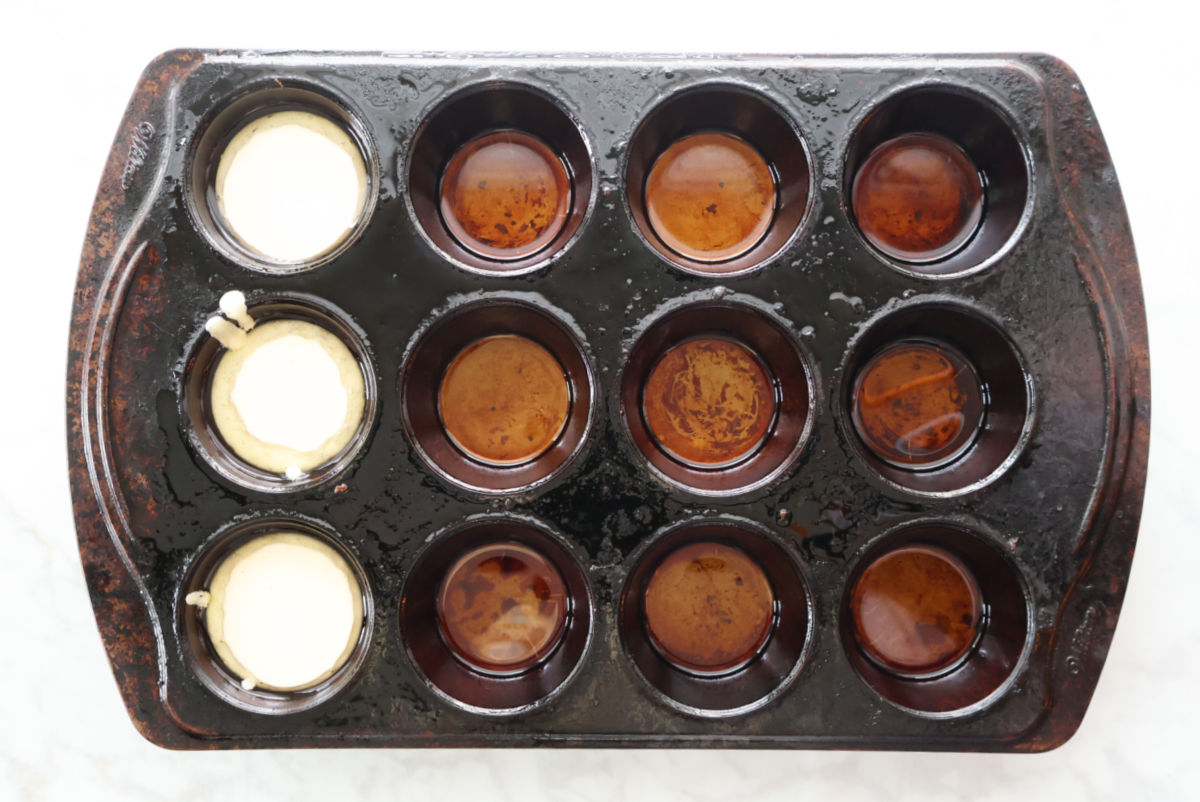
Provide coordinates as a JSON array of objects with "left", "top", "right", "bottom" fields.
[
  {"left": 621, "top": 300, "right": 813, "bottom": 495},
  {"left": 400, "top": 518, "right": 592, "bottom": 714},
  {"left": 844, "top": 85, "right": 1030, "bottom": 278},
  {"left": 851, "top": 339, "right": 985, "bottom": 471},
  {"left": 406, "top": 83, "right": 594, "bottom": 275},
  {"left": 839, "top": 301, "right": 1033, "bottom": 496},
  {"left": 400, "top": 295, "right": 595, "bottom": 494},
  {"left": 625, "top": 84, "right": 813, "bottom": 276},
  {"left": 840, "top": 521, "right": 1031, "bottom": 716},
  {"left": 620, "top": 519, "right": 811, "bottom": 716},
  {"left": 436, "top": 541, "right": 569, "bottom": 676}
]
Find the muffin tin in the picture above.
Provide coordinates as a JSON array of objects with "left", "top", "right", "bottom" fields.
[{"left": 67, "top": 50, "right": 1149, "bottom": 750}]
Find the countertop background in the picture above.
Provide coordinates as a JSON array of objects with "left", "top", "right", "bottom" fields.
[{"left": 2, "top": 2, "right": 1196, "bottom": 799}]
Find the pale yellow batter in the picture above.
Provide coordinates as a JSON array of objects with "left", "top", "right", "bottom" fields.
[
  {"left": 197, "top": 532, "right": 364, "bottom": 691},
  {"left": 215, "top": 110, "right": 368, "bottom": 262},
  {"left": 209, "top": 318, "right": 365, "bottom": 476}
]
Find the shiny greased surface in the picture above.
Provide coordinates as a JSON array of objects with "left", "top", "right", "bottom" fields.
[
  {"left": 642, "top": 337, "right": 775, "bottom": 467},
  {"left": 643, "top": 541, "right": 775, "bottom": 674},
  {"left": 440, "top": 131, "right": 571, "bottom": 260},
  {"left": 851, "top": 132, "right": 983, "bottom": 262},
  {"left": 437, "top": 542, "right": 568, "bottom": 674},
  {"left": 645, "top": 132, "right": 775, "bottom": 262}
]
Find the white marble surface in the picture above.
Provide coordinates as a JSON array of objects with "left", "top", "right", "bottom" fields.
[{"left": 2, "top": 2, "right": 1196, "bottom": 799}]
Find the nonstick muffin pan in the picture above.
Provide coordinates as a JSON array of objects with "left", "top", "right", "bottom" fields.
[{"left": 67, "top": 50, "right": 1149, "bottom": 750}]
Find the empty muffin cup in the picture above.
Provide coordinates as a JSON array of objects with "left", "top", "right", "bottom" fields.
[
  {"left": 437, "top": 541, "right": 569, "bottom": 676},
  {"left": 180, "top": 516, "right": 373, "bottom": 714},
  {"left": 851, "top": 339, "right": 984, "bottom": 470},
  {"left": 187, "top": 84, "right": 378, "bottom": 272},
  {"left": 183, "top": 295, "right": 378, "bottom": 492},
  {"left": 400, "top": 518, "right": 592, "bottom": 713},
  {"left": 440, "top": 131, "right": 572, "bottom": 261},
  {"left": 851, "top": 133, "right": 983, "bottom": 263},
  {"left": 644, "top": 132, "right": 776, "bottom": 263}
]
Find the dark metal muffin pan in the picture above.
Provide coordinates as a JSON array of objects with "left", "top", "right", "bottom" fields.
[{"left": 67, "top": 50, "right": 1149, "bottom": 750}]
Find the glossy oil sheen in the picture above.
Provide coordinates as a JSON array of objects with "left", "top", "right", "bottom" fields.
[
  {"left": 850, "top": 545, "right": 983, "bottom": 677},
  {"left": 439, "top": 130, "right": 571, "bottom": 261},
  {"left": 641, "top": 336, "right": 776, "bottom": 468},
  {"left": 645, "top": 132, "right": 776, "bottom": 263},
  {"left": 852, "top": 132, "right": 984, "bottom": 263},
  {"left": 437, "top": 541, "right": 569, "bottom": 675},
  {"left": 438, "top": 334, "right": 571, "bottom": 466},
  {"left": 851, "top": 340, "right": 984, "bottom": 469},
  {"left": 643, "top": 541, "right": 775, "bottom": 675}
]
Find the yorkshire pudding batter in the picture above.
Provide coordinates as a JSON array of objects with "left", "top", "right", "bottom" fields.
[
  {"left": 196, "top": 532, "right": 363, "bottom": 691},
  {"left": 215, "top": 110, "right": 368, "bottom": 263},
  {"left": 209, "top": 318, "right": 366, "bottom": 476}
]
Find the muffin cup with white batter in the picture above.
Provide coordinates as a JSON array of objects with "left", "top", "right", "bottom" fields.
[
  {"left": 183, "top": 296, "right": 378, "bottom": 493},
  {"left": 186, "top": 83, "right": 379, "bottom": 273},
  {"left": 179, "top": 516, "right": 374, "bottom": 715}
]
